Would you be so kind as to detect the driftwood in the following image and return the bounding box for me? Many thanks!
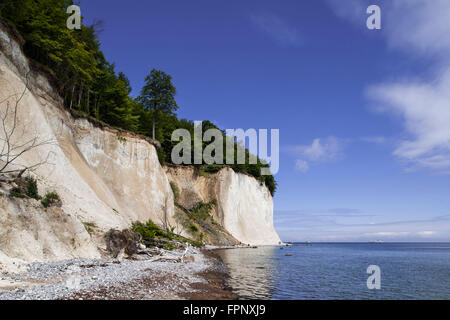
[148,255,182,263]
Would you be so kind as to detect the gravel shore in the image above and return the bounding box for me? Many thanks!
[0,247,236,300]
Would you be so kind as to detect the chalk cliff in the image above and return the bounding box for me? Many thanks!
[165,166,281,246]
[0,22,280,272]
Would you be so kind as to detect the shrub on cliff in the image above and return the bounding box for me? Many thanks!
[41,191,61,208]
[9,187,25,198]
[169,181,180,202]
[8,176,40,199]
[25,176,40,200]
[189,200,216,222]
[260,174,277,196]
[189,223,198,233]
[131,220,173,242]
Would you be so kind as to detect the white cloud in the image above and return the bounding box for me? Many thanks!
[364,232,411,237]
[295,159,309,173]
[251,14,302,48]
[294,136,342,162]
[316,138,341,160]
[417,231,437,237]
[290,137,343,173]
[368,68,450,172]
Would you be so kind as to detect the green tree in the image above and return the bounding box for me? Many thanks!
[0,0,99,108]
[118,72,132,94]
[139,69,178,139]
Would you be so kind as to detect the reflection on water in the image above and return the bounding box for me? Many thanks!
[215,246,278,299]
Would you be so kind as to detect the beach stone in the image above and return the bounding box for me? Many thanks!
[184,255,196,263]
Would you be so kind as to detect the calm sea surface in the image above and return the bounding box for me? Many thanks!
[215,243,450,300]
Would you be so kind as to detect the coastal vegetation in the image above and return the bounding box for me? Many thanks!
[7,175,62,208]
[25,176,39,200]
[131,220,203,249]
[0,0,276,195]
[172,195,237,245]
[82,221,98,235]
[41,191,61,208]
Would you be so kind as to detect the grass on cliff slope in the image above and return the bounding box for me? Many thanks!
[131,220,203,249]
[173,199,238,246]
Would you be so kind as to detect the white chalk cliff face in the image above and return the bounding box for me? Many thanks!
[0,23,280,271]
[165,166,281,245]
[218,170,280,245]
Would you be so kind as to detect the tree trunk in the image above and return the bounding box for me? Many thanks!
[152,112,156,140]
[69,86,75,109]
[78,86,83,108]
[96,94,102,119]
[86,90,90,114]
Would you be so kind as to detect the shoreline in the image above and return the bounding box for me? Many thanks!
[0,247,237,300]
[181,249,237,300]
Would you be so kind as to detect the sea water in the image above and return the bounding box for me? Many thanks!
[215,243,450,300]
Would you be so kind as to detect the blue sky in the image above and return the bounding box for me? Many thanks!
[81,0,450,242]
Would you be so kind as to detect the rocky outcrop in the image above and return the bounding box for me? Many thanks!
[165,166,281,245]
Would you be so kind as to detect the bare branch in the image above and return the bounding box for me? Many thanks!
[0,74,56,177]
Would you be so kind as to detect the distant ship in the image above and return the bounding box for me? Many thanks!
[369,240,384,243]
